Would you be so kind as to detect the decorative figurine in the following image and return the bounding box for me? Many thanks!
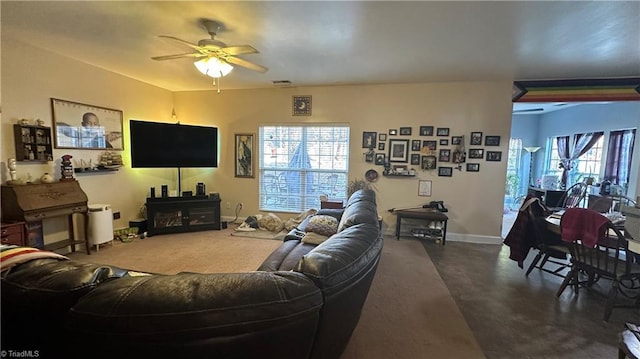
[8,158,17,181]
[60,154,75,181]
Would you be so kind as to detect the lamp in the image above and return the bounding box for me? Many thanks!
[523,146,541,187]
[194,57,233,78]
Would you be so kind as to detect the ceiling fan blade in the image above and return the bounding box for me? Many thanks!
[222,45,258,56]
[158,35,201,51]
[225,56,268,73]
[151,52,205,61]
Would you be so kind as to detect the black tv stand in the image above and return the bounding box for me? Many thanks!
[146,195,221,236]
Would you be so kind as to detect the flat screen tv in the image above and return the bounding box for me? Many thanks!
[130,120,218,168]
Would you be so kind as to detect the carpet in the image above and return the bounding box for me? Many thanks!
[67,229,484,358]
[230,229,287,240]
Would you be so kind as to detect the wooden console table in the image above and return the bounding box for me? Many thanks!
[1,181,90,254]
[395,208,448,245]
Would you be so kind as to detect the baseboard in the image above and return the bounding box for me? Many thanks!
[382,227,503,245]
[445,233,503,245]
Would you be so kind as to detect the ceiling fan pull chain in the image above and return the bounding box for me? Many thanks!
[212,77,221,94]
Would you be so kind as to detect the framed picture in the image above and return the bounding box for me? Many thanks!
[51,98,124,150]
[470,131,483,145]
[378,142,385,150]
[469,148,484,159]
[379,134,387,141]
[388,139,409,163]
[292,95,312,116]
[362,131,377,148]
[389,129,398,135]
[423,140,437,151]
[451,136,462,145]
[418,180,432,197]
[411,153,421,165]
[235,133,255,178]
[375,153,386,165]
[486,151,502,161]
[453,150,466,164]
[436,127,450,136]
[439,149,451,162]
[419,126,434,136]
[438,167,453,177]
[411,140,422,151]
[421,155,437,170]
[399,127,412,136]
[365,150,375,163]
[440,139,449,146]
[466,163,480,172]
[485,135,501,146]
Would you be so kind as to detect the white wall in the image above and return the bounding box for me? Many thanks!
[175,82,514,239]
[2,38,175,243]
[3,36,516,245]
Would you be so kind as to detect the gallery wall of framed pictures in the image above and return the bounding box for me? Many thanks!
[361,127,503,178]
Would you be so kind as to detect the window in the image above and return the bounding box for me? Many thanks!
[259,125,349,212]
[545,135,604,184]
[604,129,635,186]
[505,138,522,197]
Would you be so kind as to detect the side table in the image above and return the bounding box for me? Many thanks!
[395,208,448,245]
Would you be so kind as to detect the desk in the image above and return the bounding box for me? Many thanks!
[395,208,448,245]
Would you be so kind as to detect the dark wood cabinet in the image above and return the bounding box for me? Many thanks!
[13,124,53,162]
[146,196,221,236]
[1,221,26,246]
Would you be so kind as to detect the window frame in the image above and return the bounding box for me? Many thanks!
[258,124,350,213]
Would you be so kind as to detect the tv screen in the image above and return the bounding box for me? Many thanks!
[130,120,218,168]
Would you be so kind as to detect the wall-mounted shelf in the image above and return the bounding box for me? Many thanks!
[13,124,53,162]
[74,167,120,175]
[383,173,416,177]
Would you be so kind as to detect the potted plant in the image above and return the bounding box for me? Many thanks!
[347,178,373,197]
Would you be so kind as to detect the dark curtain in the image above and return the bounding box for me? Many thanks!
[556,132,604,188]
[604,129,636,184]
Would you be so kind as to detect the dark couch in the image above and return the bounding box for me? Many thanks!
[1,189,383,359]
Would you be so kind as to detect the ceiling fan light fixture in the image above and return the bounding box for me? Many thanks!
[194,57,233,78]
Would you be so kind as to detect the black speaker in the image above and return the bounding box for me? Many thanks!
[150,187,156,198]
[182,191,193,197]
[161,185,168,197]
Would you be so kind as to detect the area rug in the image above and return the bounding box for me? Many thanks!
[230,229,287,240]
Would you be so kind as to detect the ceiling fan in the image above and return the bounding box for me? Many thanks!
[152,20,268,77]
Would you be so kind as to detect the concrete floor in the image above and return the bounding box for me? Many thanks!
[422,239,640,359]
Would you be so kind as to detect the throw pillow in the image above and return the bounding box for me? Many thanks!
[301,232,330,245]
[305,215,339,237]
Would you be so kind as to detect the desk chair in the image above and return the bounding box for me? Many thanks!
[525,200,571,277]
[556,208,640,321]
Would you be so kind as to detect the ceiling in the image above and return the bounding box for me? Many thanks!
[2,1,639,97]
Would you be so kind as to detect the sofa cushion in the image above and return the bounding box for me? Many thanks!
[338,190,379,232]
[301,232,330,245]
[257,240,316,271]
[305,215,339,237]
[65,271,323,359]
[315,208,344,222]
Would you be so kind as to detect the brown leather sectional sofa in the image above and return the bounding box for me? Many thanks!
[1,189,383,359]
